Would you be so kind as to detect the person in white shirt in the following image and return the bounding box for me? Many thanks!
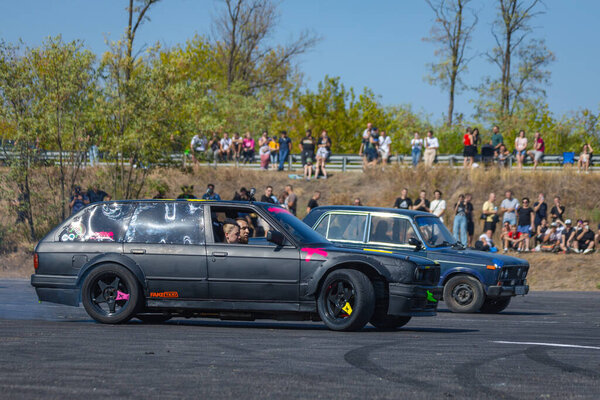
[190,134,207,165]
[477,230,496,252]
[410,132,423,167]
[378,130,392,167]
[219,132,233,161]
[429,189,446,223]
[424,130,439,167]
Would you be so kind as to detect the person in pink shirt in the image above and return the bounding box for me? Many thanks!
[242,132,255,163]
[527,131,545,170]
[514,130,528,169]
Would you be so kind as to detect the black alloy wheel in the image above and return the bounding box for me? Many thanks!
[317,269,375,331]
[442,275,485,313]
[82,264,141,324]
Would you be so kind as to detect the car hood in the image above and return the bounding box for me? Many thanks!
[427,247,529,267]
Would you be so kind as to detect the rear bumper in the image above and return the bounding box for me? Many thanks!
[387,283,442,317]
[31,274,79,307]
[486,284,529,297]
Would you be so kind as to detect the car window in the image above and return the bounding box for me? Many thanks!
[58,203,133,242]
[209,206,283,246]
[124,202,204,245]
[369,215,412,245]
[314,215,329,236]
[327,213,367,242]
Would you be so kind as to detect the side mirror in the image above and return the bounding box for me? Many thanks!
[266,230,286,246]
[408,237,423,251]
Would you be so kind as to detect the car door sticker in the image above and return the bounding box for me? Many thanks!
[267,207,291,215]
[300,248,328,262]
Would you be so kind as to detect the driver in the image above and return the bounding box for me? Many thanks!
[223,219,241,244]
[236,217,250,244]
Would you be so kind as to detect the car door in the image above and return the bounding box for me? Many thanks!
[122,201,208,300]
[205,205,300,303]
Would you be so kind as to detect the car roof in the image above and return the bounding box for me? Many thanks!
[308,205,432,217]
[93,199,277,208]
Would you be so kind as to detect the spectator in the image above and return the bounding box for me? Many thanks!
[480,141,495,166]
[278,130,292,171]
[190,133,208,165]
[208,132,221,162]
[499,221,511,246]
[476,230,497,252]
[242,132,255,163]
[423,130,439,167]
[410,132,423,168]
[516,197,535,251]
[504,224,525,252]
[260,186,275,203]
[87,183,109,204]
[514,130,528,169]
[595,223,600,251]
[394,188,412,210]
[304,156,314,180]
[541,222,561,252]
[362,127,379,167]
[534,218,549,248]
[299,129,316,169]
[232,132,243,161]
[453,194,468,246]
[533,193,547,229]
[491,125,503,154]
[353,198,363,206]
[177,185,196,199]
[232,187,256,201]
[572,220,595,254]
[268,136,279,169]
[284,185,297,215]
[550,196,565,222]
[202,183,221,200]
[378,130,392,168]
[482,192,499,233]
[258,131,269,148]
[430,190,446,222]
[219,132,233,161]
[465,193,475,246]
[316,130,332,179]
[259,140,271,170]
[496,143,510,167]
[500,190,519,226]
[578,143,593,172]
[472,128,481,157]
[463,127,475,168]
[558,219,575,252]
[69,185,90,215]
[527,131,545,170]
[307,191,321,214]
[412,190,430,212]
[359,122,373,167]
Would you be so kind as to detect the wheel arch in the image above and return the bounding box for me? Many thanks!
[76,253,147,291]
[310,261,388,299]
[441,268,485,287]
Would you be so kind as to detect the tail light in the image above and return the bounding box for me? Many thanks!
[33,253,39,271]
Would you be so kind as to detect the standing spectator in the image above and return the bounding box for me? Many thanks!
[578,143,594,172]
[242,132,255,163]
[278,130,292,171]
[260,186,275,203]
[202,183,221,200]
[410,132,423,167]
[393,188,412,210]
[550,196,565,222]
[307,191,321,214]
[299,129,316,169]
[430,190,446,222]
[423,130,439,167]
[232,132,243,161]
[463,127,475,168]
[362,127,379,167]
[500,190,519,226]
[465,193,475,246]
[219,132,233,161]
[258,131,269,148]
[353,198,363,206]
[514,130,528,169]
[208,132,220,162]
[359,123,373,168]
[268,136,279,169]
[472,128,481,158]
[496,143,510,167]
[482,192,499,233]
[87,183,109,204]
[378,130,392,168]
[572,221,595,254]
[315,130,332,179]
[259,139,271,170]
[527,131,545,170]
[190,133,208,165]
[453,194,468,246]
[69,186,90,215]
[533,193,547,229]
[491,125,503,154]
[412,190,430,212]
[284,185,297,216]
[516,197,535,251]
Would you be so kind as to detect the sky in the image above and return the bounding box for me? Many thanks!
[1,0,599,123]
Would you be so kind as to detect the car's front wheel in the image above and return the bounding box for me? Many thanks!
[443,275,485,313]
[480,297,511,313]
[317,269,375,331]
[82,264,141,324]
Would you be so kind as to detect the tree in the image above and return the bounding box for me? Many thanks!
[424,0,477,126]
[125,0,161,81]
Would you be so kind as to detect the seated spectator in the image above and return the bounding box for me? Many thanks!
[207,132,220,162]
[596,223,600,251]
[541,222,562,252]
[223,219,241,244]
[572,220,596,254]
[496,144,510,167]
[232,132,243,161]
[534,219,548,248]
[558,219,576,252]
[475,230,497,252]
[242,132,255,163]
[504,224,525,252]
[304,157,314,180]
[259,141,271,170]
[527,132,545,170]
[190,133,208,165]
[499,221,511,245]
[514,130,528,169]
[219,132,233,161]
[578,143,593,172]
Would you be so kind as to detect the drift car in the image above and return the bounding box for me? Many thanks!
[31,200,442,331]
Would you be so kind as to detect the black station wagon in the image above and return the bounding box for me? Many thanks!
[31,200,443,331]
[304,206,530,314]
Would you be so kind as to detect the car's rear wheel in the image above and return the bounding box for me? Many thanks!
[136,313,172,324]
[317,269,375,331]
[443,275,485,313]
[370,315,411,330]
[82,264,141,324]
[480,297,511,313]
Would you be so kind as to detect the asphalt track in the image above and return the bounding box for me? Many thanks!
[1,279,599,400]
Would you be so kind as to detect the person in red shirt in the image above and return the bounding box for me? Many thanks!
[503,224,525,252]
[463,127,475,168]
[527,131,545,170]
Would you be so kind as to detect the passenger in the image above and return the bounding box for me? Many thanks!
[223,219,241,244]
[372,220,390,242]
[236,217,250,244]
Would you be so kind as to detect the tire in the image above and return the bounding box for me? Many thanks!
[136,314,172,324]
[317,269,375,331]
[480,297,511,313]
[370,315,411,330]
[81,264,141,324]
[443,275,485,313]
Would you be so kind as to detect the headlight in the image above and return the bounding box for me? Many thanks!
[414,268,423,282]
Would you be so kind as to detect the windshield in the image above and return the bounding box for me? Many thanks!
[414,216,458,248]
[263,205,329,245]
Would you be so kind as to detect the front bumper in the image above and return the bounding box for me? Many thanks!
[486,284,529,297]
[387,283,442,317]
[31,274,79,306]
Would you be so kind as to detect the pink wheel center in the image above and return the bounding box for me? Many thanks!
[116,291,130,301]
